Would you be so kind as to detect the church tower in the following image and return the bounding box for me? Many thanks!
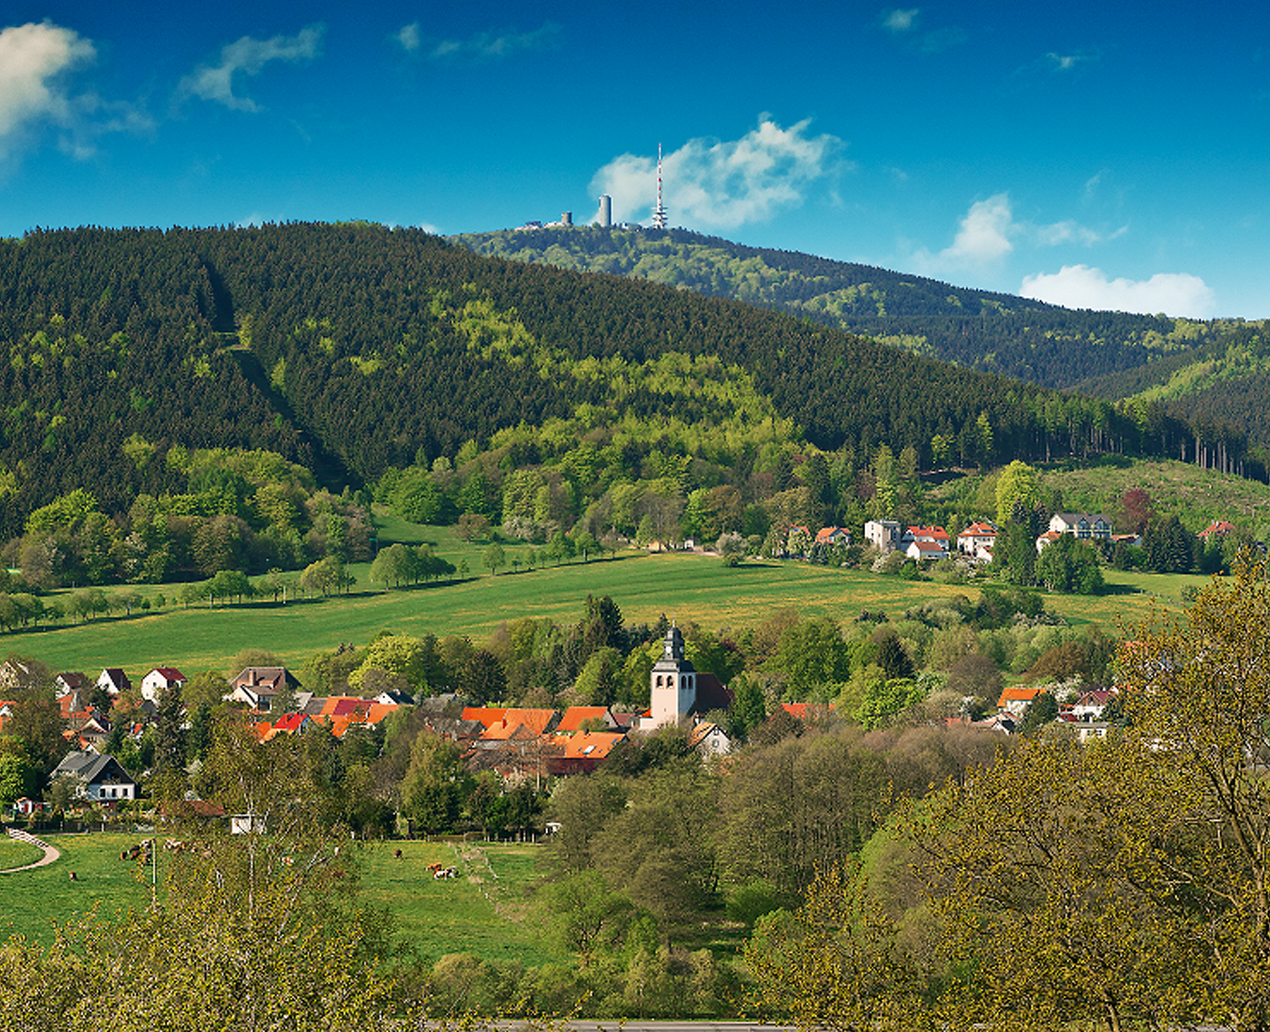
[650,624,696,728]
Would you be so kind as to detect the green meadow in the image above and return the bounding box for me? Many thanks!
[0,832,558,964]
[5,546,1203,676]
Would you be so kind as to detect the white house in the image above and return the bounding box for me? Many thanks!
[907,539,950,562]
[141,667,187,703]
[957,521,997,562]
[96,668,132,696]
[52,751,137,803]
[1049,513,1112,541]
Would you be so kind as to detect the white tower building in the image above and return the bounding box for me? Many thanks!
[597,194,612,228]
[649,624,695,728]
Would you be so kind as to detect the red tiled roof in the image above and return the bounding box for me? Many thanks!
[478,708,557,740]
[998,686,1046,706]
[556,706,613,732]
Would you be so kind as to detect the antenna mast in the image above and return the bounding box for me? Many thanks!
[651,142,668,229]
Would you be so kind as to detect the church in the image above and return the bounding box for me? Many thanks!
[641,624,733,731]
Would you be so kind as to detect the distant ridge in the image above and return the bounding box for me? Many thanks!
[454,225,1254,391]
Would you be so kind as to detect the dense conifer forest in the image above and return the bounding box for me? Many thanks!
[455,225,1261,386]
[0,223,1253,590]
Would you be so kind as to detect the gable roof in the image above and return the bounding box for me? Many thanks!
[231,666,297,691]
[958,521,997,538]
[53,750,136,787]
[556,706,616,732]
[998,686,1047,707]
[475,708,558,740]
[98,668,132,691]
[692,672,733,714]
[549,730,625,760]
[907,525,950,541]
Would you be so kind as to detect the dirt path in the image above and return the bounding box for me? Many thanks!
[0,827,60,873]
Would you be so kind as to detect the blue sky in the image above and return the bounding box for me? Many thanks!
[3,0,1268,318]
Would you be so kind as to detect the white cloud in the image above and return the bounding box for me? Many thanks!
[0,21,94,155]
[1047,51,1097,72]
[944,193,1014,260]
[1036,219,1103,246]
[0,21,151,163]
[590,117,845,229]
[425,23,561,61]
[1020,265,1216,317]
[883,8,919,33]
[917,192,1116,274]
[178,25,324,112]
[394,23,421,53]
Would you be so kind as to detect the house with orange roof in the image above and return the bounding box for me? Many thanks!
[687,721,732,758]
[468,722,563,786]
[780,701,833,722]
[461,706,508,728]
[316,697,398,737]
[904,525,951,561]
[998,686,1048,716]
[466,707,559,740]
[907,539,949,562]
[1198,519,1237,541]
[956,521,997,562]
[556,706,620,733]
[546,730,626,774]
[1035,529,1063,554]
[815,526,851,547]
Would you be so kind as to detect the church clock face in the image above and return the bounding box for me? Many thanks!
[664,638,675,659]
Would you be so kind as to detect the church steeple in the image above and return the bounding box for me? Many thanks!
[662,624,685,662]
[650,622,695,728]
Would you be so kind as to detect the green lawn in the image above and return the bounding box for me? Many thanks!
[0,832,45,871]
[4,549,1191,675]
[359,839,559,966]
[0,832,158,942]
[0,831,559,967]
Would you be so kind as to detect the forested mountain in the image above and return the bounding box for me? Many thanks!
[0,223,1246,569]
[455,226,1258,390]
[1076,321,1270,449]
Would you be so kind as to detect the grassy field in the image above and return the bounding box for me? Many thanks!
[0,833,45,871]
[4,549,1201,676]
[0,830,559,965]
[359,839,559,965]
[0,832,158,941]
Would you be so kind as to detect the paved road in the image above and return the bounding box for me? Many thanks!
[0,827,60,873]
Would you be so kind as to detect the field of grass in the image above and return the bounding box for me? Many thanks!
[3,548,1192,676]
[0,832,158,942]
[0,833,45,871]
[359,839,559,965]
[0,830,559,966]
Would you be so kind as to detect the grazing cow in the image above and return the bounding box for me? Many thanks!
[394,849,403,859]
